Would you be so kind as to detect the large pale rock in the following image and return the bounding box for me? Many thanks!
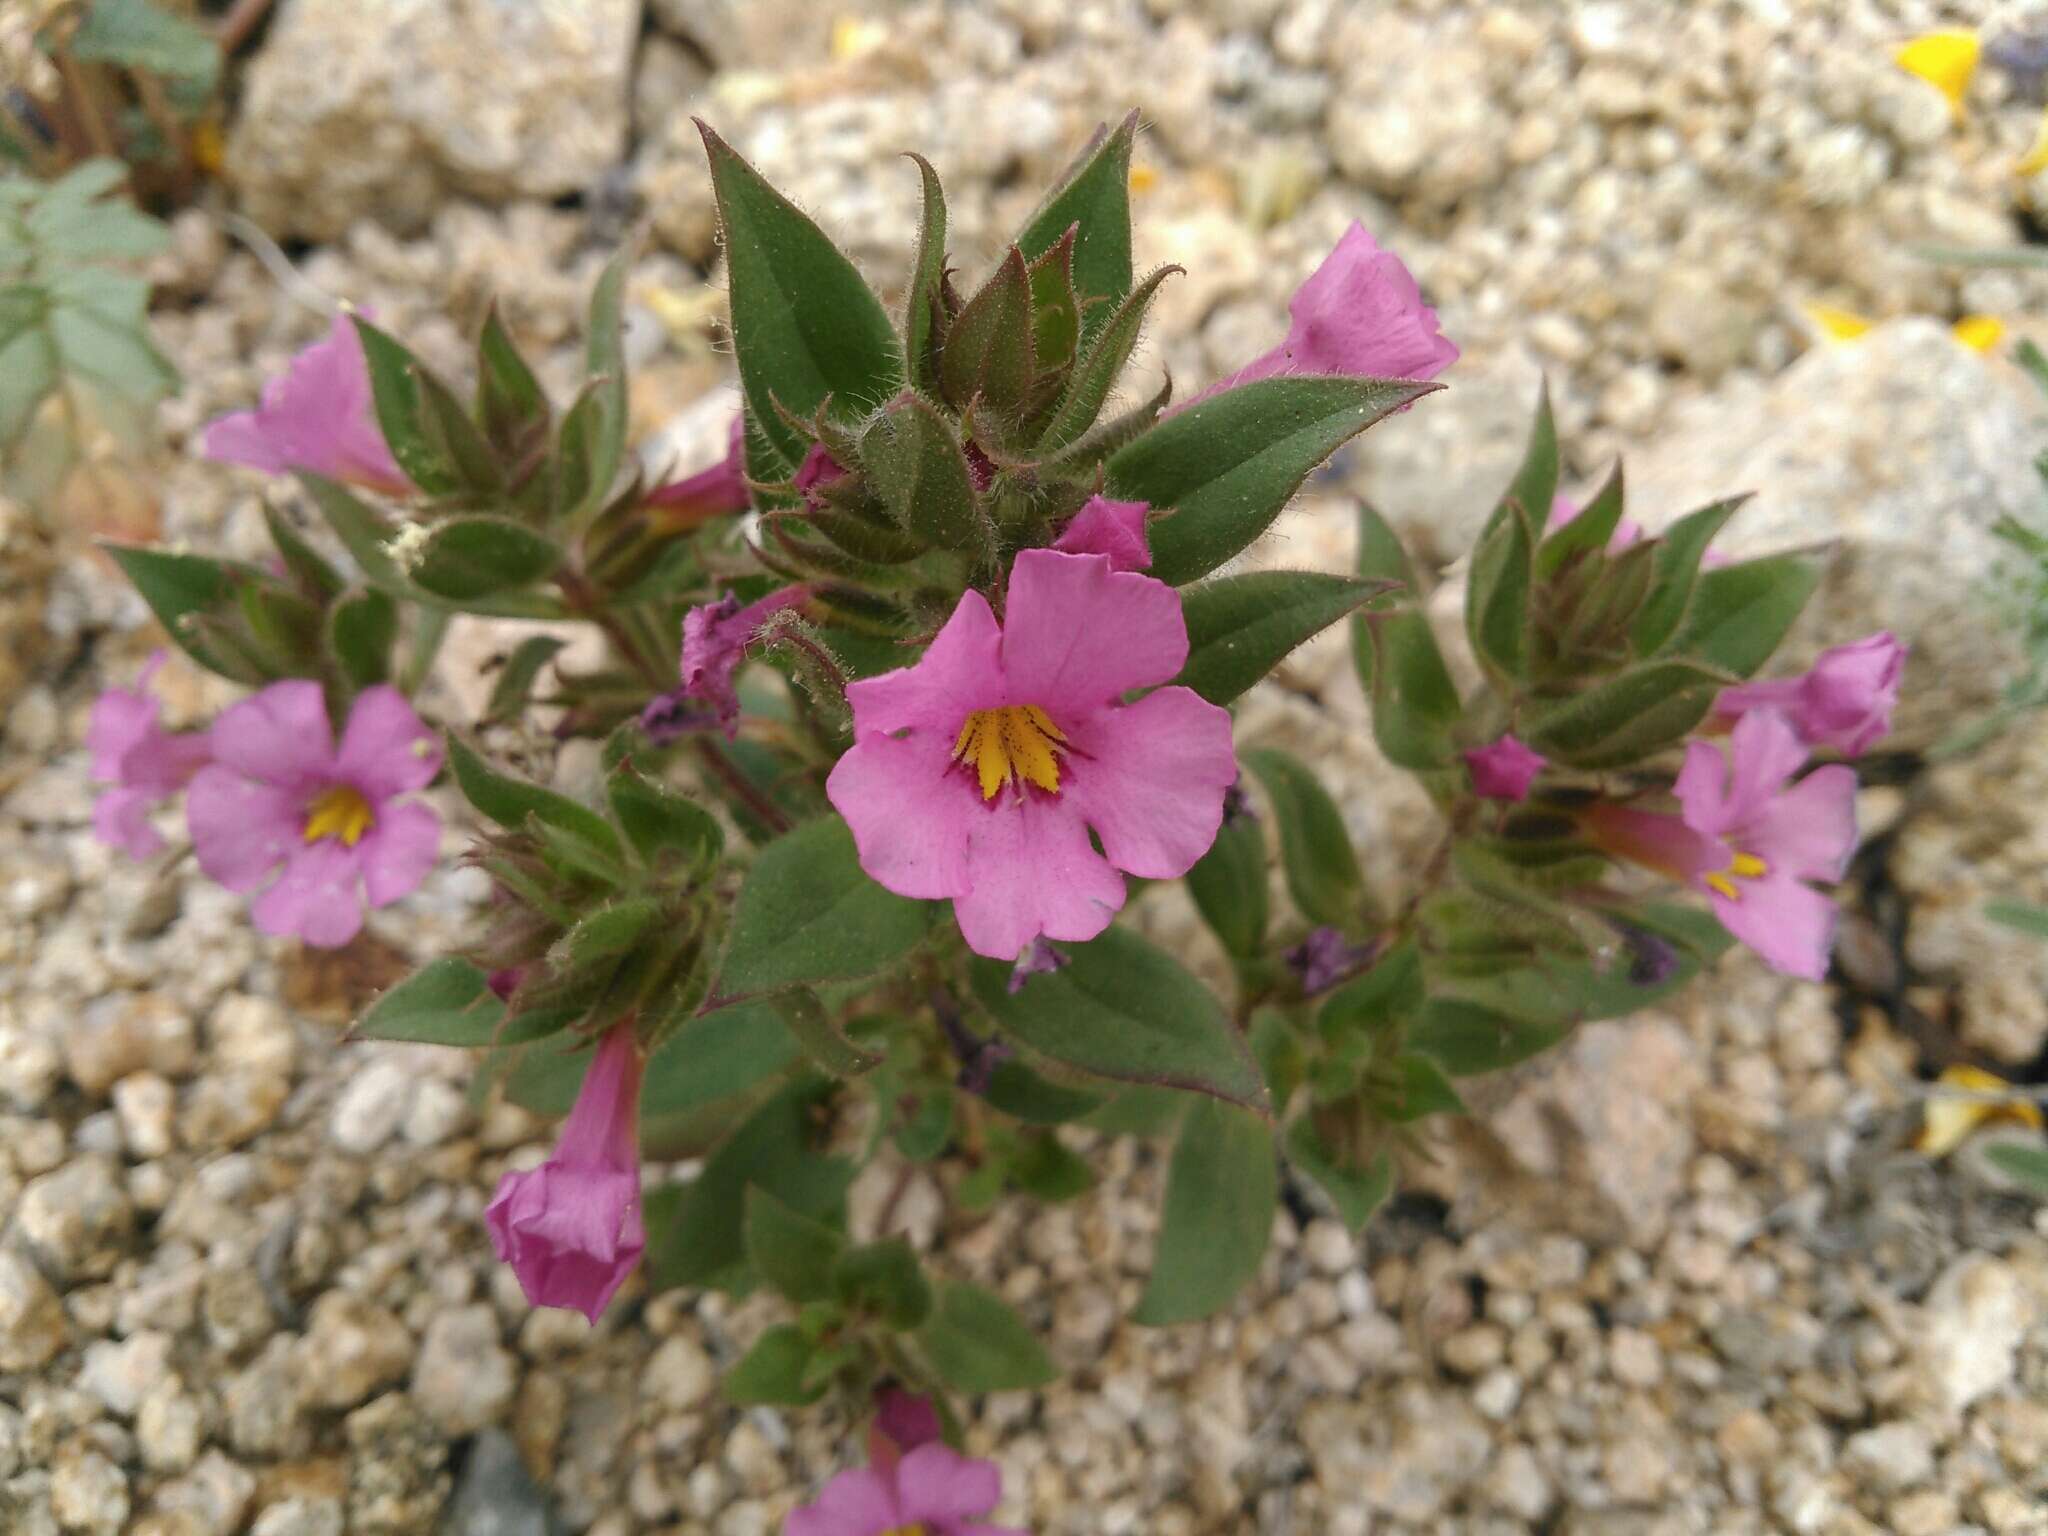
[1626,320,2046,745]
[225,0,641,241]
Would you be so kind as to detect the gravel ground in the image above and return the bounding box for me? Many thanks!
[6,2,2048,1533]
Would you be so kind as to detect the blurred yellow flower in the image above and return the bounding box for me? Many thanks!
[1916,1063,2044,1157]
[1895,30,1980,112]
[2020,111,2048,177]
[830,15,886,60]
[1804,304,1873,342]
[1952,315,2004,353]
[1128,163,1160,195]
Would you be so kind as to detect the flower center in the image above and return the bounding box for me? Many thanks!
[952,705,1067,801]
[302,784,374,847]
[1703,850,1768,902]
[879,1527,929,1536]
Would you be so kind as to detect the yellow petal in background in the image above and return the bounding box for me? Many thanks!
[1916,1064,2045,1157]
[1894,29,1981,112]
[2021,110,2048,177]
[1128,163,1160,195]
[1805,303,1873,343]
[1952,315,2004,353]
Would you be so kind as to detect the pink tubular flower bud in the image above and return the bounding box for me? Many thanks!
[1715,632,1905,757]
[1463,734,1547,802]
[646,414,753,527]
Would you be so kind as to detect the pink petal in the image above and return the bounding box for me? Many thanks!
[951,794,1127,961]
[998,550,1188,710]
[93,787,165,861]
[1463,734,1548,802]
[1581,803,1723,886]
[1280,221,1460,381]
[203,314,409,494]
[827,733,976,902]
[1062,687,1237,879]
[1747,763,1859,885]
[335,685,441,800]
[896,1444,1004,1524]
[486,1159,644,1321]
[357,800,441,907]
[202,409,292,477]
[872,1390,944,1457]
[86,655,167,778]
[208,680,335,788]
[1709,874,1839,983]
[1052,495,1152,572]
[1716,709,1809,830]
[784,1467,902,1536]
[250,839,365,947]
[844,587,1006,737]
[186,764,306,893]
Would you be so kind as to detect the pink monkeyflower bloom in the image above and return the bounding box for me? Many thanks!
[647,414,752,528]
[1582,710,1858,982]
[1463,734,1548,801]
[203,312,410,495]
[826,549,1238,961]
[1052,494,1151,572]
[787,1440,1024,1536]
[642,585,815,741]
[88,650,212,860]
[1546,493,1645,553]
[1715,632,1905,758]
[1184,221,1457,410]
[486,1020,646,1323]
[186,681,443,948]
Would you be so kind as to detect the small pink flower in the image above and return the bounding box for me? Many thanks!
[647,414,752,527]
[1716,632,1905,757]
[486,1020,645,1322]
[1463,734,1548,801]
[643,585,815,741]
[186,682,443,948]
[826,549,1238,961]
[1545,493,1645,553]
[787,1441,1024,1536]
[1052,495,1151,572]
[1185,221,1457,409]
[203,313,410,495]
[87,650,212,860]
[1582,710,1858,981]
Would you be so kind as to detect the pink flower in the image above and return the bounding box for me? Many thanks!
[646,414,752,527]
[1582,710,1858,981]
[826,549,1238,961]
[186,682,443,947]
[642,585,815,741]
[203,313,410,495]
[486,1020,646,1322]
[1463,734,1547,801]
[1715,632,1905,757]
[1186,221,1457,409]
[87,650,211,860]
[794,442,847,503]
[787,1442,1024,1536]
[1545,493,1645,553]
[1052,494,1151,572]
[869,1390,944,1466]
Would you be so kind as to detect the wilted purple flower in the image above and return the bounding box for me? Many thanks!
[642,585,815,741]
[486,1020,646,1323]
[1285,926,1374,995]
[203,312,410,495]
[88,650,211,860]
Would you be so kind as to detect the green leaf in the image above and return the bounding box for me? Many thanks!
[262,504,344,600]
[1036,263,1180,452]
[1661,553,1822,679]
[1110,374,1439,585]
[1521,659,1729,768]
[1350,505,1462,769]
[99,544,258,681]
[981,1058,1105,1125]
[1465,495,1537,684]
[68,0,221,84]
[1985,1141,2048,1194]
[1242,748,1361,929]
[773,988,884,1077]
[1175,570,1393,705]
[483,636,566,724]
[550,897,661,974]
[940,245,1034,419]
[1184,812,1269,960]
[650,1077,855,1292]
[1016,111,1137,344]
[857,394,988,554]
[444,734,625,858]
[743,1187,846,1304]
[408,516,560,601]
[902,154,949,395]
[832,1239,932,1329]
[1133,1098,1277,1325]
[1285,1123,1392,1232]
[698,121,901,472]
[1536,459,1624,578]
[1408,997,1568,1077]
[1318,941,1425,1048]
[723,1324,825,1405]
[350,316,452,495]
[476,303,551,455]
[1498,381,1559,539]
[605,764,724,869]
[1987,900,2048,940]
[354,959,557,1047]
[573,249,632,523]
[0,321,58,446]
[1629,496,1746,655]
[1007,1132,1095,1203]
[972,926,1266,1108]
[515,1001,799,1119]
[714,817,933,1000]
[327,586,397,689]
[1385,1053,1467,1122]
[913,1281,1056,1393]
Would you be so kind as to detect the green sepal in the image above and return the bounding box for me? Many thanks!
[902,153,949,395]
[475,301,551,459]
[940,245,1035,422]
[1015,110,1137,344]
[857,393,990,555]
[605,762,724,871]
[444,733,625,858]
[1465,494,1537,686]
[1520,658,1730,768]
[483,636,566,724]
[326,585,398,690]
[1628,495,1747,655]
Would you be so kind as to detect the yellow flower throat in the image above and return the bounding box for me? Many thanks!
[302,784,374,847]
[1703,851,1767,902]
[952,705,1067,801]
